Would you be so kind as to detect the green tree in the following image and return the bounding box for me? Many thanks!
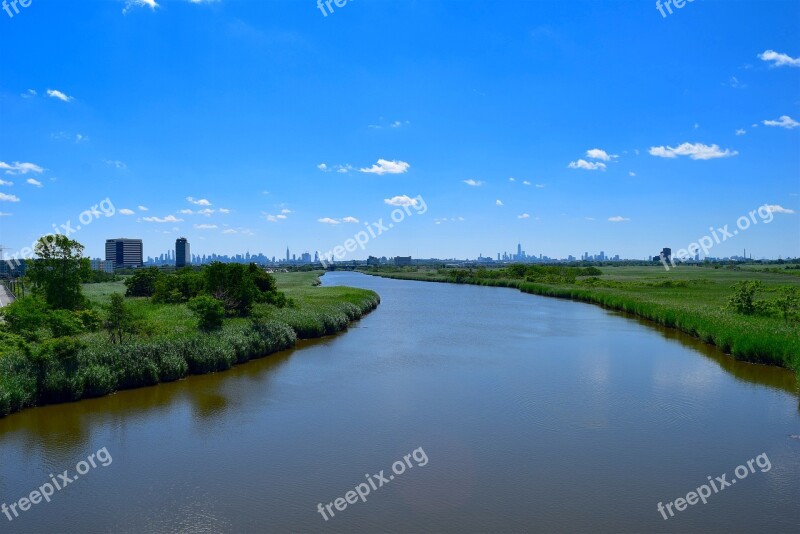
[104,293,135,344]
[26,235,87,310]
[727,280,762,315]
[772,286,799,322]
[124,267,164,297]
[0,297,50,341]
[204,262,258,316]
[188,296,225,332]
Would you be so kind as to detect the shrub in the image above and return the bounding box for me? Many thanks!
[47,309,85,338]
[188,296,225,332]
[125,267,163,297]
[726,280,762,315]
[1,297,50,341]
[105,293,136,343]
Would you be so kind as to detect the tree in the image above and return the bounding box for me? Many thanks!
[0,297,50,341]
[204,262,258,316]
[772,286,799,322]
[26,235,87,310]
[726,280,762,315]
[104,293,134,344]
[124,267,164,297]
[188,296,225,332]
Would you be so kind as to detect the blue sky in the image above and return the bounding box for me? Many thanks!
[1,0,798,262]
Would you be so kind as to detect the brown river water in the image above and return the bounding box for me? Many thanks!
[1,272,798,533]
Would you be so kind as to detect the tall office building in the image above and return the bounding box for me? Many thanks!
[176,237,190,268]
[105,238,144,269]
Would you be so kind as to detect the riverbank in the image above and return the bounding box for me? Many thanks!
[0,272,379,418]
[358,266,800,380]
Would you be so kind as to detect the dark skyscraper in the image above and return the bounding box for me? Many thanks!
[105,238,143,269]
[176,237,190,268]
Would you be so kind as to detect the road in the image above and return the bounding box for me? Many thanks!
[0,284,15,307]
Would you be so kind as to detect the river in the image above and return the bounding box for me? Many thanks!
[1,272,798,533]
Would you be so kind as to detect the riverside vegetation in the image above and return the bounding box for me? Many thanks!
[360,264,800,380]
[0,236,379,417]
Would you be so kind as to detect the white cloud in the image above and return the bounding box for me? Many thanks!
[142,215,183,223]
[0,193,20,202]
[629,171,636,177]
[178,209,194,215]
[336,164,353,174]
[317,163,329,171]
[496,199,503,206]
[0,161,44,175]
[608,216,630,222]
[359,159,410,175]
[119,209,135,215]
[26,178,43,187]
[264,211,289,222]
[187,196,212,206]
[648,142,738,160]
[104,160,127,169]
[0,212,11,217]
[218,208,231,214]
[123,0,158,15]
[522,180,531,186]
[568,159,606,171]
[21,89,36,99]
[535,184,545,188]
[735,129,746,136]
[341,216,359,223]
[318,217,340,225]
[197,208,215,216]
[384,195,421,208]
[463,179,484,186]
[586,148,618,161]
[138,205,149,211]
[762,115,799,129]
[0,179,12,186]
[517,213,530,219]
[46,89,73,102]
[764,204,796,214]
[726,76,746,89]
[758,50,800,68]
[585,217,596,221]
[194,224,218,230]
[508,177,516,182]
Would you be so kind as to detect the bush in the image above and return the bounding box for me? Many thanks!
[47,309,85,338]
[1,297,50,341]
[188,296,225,332]
[125,267,164,297]
[105,293,136,343]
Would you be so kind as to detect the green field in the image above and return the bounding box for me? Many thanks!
[360,265,800,379]
[0,272,379,417]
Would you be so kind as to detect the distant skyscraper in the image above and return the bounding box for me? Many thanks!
[176,237,190,268]
[105,238,143,269]
[517,243,522,259]
[286,247,290,262]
